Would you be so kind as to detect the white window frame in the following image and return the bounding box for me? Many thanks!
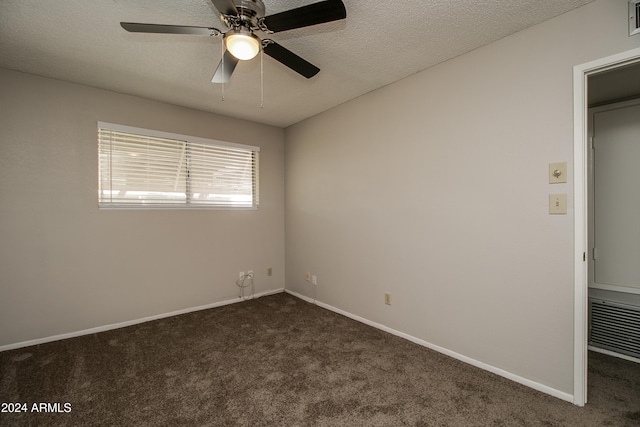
[98,122,259,210]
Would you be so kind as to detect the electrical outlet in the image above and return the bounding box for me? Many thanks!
[306,272,311,282]
[247,270,253,278]
[239,271,244,279]
[312,275,317,285]
[384,293,391,305]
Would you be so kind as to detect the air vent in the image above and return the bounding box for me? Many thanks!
[631,0,640,36]
[589,298,640,360]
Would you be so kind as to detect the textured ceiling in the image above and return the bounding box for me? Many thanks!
[0,0,594,128]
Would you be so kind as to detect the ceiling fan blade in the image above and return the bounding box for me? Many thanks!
[211,50,240,83]
[120,22,219,36]
[210,0,238,16]
[262,0,346,33]
[263,41,320,79]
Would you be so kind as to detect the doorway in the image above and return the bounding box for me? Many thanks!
[573,48,640,406]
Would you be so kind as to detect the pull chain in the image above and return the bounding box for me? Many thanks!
[218,37,266,107]
[260,47,264,109]
[221,37,225,101]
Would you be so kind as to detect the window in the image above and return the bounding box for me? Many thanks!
[98,122,259,209]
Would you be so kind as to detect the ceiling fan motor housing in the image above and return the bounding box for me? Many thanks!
[221,0,266,29]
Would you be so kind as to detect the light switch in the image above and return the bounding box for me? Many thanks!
[549,193,567,215]
[549,162,567,184]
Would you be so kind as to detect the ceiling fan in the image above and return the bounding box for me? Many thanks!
[120,0,347,83]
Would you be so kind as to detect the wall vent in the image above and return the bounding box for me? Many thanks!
[589,298,640,359]
[631,0,640,36]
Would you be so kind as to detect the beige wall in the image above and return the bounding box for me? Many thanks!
[0,68,285,347]
[285,0,640,397]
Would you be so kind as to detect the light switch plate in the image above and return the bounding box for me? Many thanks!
[549,193,567,215]
[549,162,567,184]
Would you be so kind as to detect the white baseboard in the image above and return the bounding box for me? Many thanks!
[0,288,285,352]
[285,289,574,404]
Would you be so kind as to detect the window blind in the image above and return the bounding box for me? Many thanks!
[98,123,259,209]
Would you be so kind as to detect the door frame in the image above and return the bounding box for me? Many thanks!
[573,46,640,407]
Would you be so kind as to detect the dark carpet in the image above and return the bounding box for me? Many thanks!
[1,292,639,426]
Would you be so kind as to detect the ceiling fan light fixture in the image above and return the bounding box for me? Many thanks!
[225,29,260,60]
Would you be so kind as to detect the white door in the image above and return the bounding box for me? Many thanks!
[590,99,640,293]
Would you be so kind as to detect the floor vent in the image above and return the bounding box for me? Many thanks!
[631,0,640,36]
[589,298,640,359]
